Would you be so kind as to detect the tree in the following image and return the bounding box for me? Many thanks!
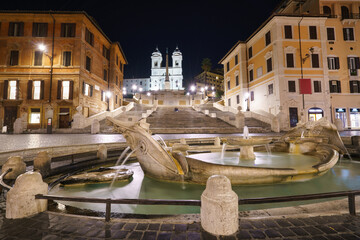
[201,58,212,72]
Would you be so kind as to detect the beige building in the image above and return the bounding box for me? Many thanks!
[0,11,127,132]
[220,0,360,130]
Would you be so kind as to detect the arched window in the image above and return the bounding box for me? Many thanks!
[323,6,331,15]
[341,6,350,19]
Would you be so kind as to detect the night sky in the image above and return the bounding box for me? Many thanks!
[2,0,282,85]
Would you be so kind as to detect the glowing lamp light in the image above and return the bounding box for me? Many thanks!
[190,85,196,92]
[147,92,151,96]
[205,86,208,90]
[211,86,215,90]
[106,91,112,98]
[38,44,46,51]
[244,92,250,99]
[186,92,190,95]
[123,87,126,91]
[132,85,137,90]
[139,87,143,92]
[200,87,205,92]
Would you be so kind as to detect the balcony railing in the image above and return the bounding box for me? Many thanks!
[341,13,360,20]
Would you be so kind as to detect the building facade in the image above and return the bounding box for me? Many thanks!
[194,69,224,92]
[150,47,184,91]
[0,11,127,132]
[220,0,360,130]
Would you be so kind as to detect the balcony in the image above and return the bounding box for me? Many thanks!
[341,13,360,21]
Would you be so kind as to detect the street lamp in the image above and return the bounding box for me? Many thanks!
[244,92,250,111]
[139,87,143,99]
[190,85,196,100]
[106,91,112,111]
[38,43,54,103]
[200,87,205,99]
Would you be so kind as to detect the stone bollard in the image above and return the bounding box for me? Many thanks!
[214,137,221,147]
[6,171,48,219]
[2,156,26,180]
[210,113,217,118]
[91,119,100,134]
[34,151,51,177]
[13,118,24,134]
[97,144,107,161]
[201,175,238,236]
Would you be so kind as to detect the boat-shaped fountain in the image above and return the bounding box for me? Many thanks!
[105,117,345,185]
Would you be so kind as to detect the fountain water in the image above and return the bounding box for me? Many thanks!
[110,147,139,188]
[115,146,131,166]
[220,143,227,160]
[243,126,249,139]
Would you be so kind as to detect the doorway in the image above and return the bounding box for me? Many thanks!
[308,108,324,122]
[59,108,70,128]
[4,106,18,133]
[289,107,298,128]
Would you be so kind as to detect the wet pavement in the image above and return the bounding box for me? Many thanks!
[0,130,359,153]
[0,197,360,240]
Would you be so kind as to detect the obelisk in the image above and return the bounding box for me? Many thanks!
[164,48,170,90]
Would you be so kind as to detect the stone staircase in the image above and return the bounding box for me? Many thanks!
[146,107,240,133]
[198,103,271,133]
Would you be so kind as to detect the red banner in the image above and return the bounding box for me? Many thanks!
[299,78,312,94]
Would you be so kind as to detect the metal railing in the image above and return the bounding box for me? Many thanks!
[36,190,360,222]
[341,13,360,20]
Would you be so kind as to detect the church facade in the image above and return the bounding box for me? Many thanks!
[124,47,184,93]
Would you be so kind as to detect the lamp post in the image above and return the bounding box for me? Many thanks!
[244,92,250,111]
[38,43,54,103]
[200,87,205,99]
[190,85,196,100]
[204,86,208,98]
[139,87,143,100]
[106,91,112,111]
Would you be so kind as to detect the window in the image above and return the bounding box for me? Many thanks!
[33,81,42,100]
[227,81,230,90]
[256,67,263,78]
[103,69,108,81]
[327,28,335,41]
[8,22,24,36]
[235,75,239,86]
[57,80,73,100]
[341,6,350,19]
[103,45,110,60]
[343,28,354,41]
[116,76,118,86]
[85,28,94,46]
[61,23,76,37]
[250,91,254,101]
[265,31,271,46]
[309,26,317,39]
[323,6,332,15]
[314,81,322,93]
[236,95,240,104]
[34,51,43,66]
[226,62,230,72]
[249,69,254,81]
[235,55,238,65]
[9,80,17,100]
[83,82,93,97]
[63,51,71,66]
[284,25,292,39]
[327,57,340,70]
[268,84,273,95]
[32,23,48,37]
[350,81,360,93]
[311,54,320,68]
[228,98,231,107]
[288,81,296,92]
[29,108,41,124]
[348,57,360,76]
[10,50,19,66]
[101,90,106,101]
[267,58,272,72]
[115,95,118,104]
[27,80,44,100]
[286,53,294,68]
[329,80,341,93]
[248,47,253,58]
[86,56,91,72]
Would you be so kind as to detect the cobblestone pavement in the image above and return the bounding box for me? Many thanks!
[0,209,360,240]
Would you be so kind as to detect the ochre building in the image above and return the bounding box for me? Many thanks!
[0,11,127,132]
[220,0,360,130]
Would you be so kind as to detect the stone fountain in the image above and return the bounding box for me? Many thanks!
[106,117,344,185]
